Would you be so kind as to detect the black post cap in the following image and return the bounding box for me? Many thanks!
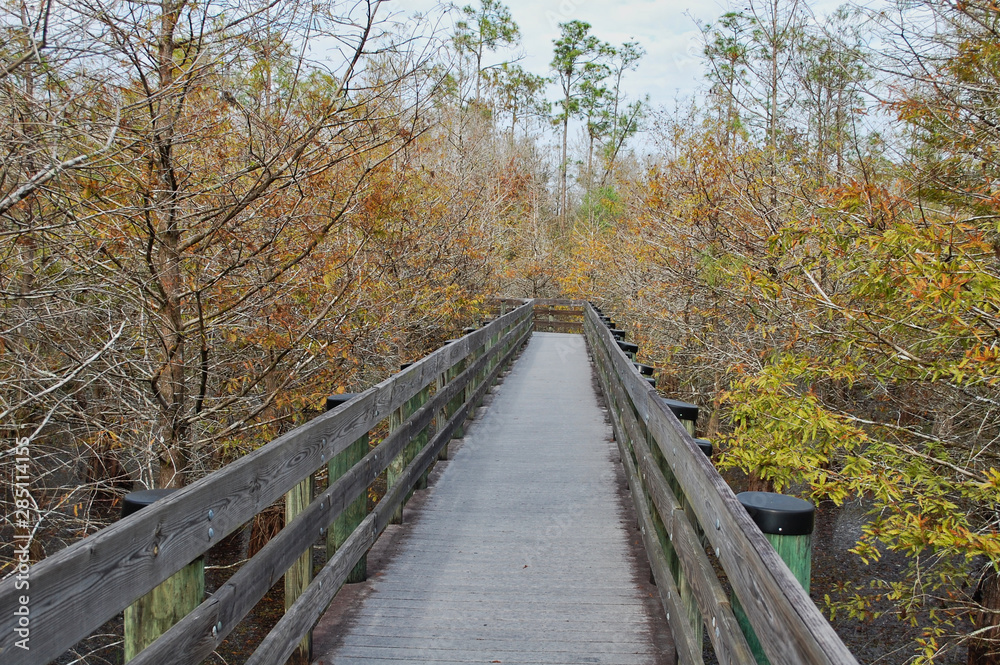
[399,362,413,371]
[695,438,713,458]
[645,376,656,387]
[462,327,477,335]
[610,329,626,340]
[634,363,655,376]
[737,491,815,536]
[122,488,177,518]
[617,340,639,355]
[662,398,698,423]
[441,339,460,348]
[326,393,359,411]
[605,319,616,328]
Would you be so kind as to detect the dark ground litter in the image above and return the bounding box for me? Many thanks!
[695,480,970,665]
[811,499,969,665]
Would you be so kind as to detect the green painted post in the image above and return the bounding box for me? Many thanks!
[412,384,431,490]
[658,397,703,660]
[445,360,465,442]
[617,340,638,362]
[326,394,367,583]
[732,492,815,665]
[122,490,204,662]
[387,392,405,525]
[285,474,314,663]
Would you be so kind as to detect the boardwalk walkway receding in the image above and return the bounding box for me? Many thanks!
[315,332,672,665]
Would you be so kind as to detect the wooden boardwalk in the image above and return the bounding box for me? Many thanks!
[314,332,673,665]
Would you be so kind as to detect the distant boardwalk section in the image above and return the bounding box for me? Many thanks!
[317,332,671,665]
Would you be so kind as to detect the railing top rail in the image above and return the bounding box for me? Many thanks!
[0,302,533,665]
[582,303,857,665]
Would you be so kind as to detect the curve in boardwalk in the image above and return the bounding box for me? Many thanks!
[316,332,672,665]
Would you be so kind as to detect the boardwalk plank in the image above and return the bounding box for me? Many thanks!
[317,333,671,665]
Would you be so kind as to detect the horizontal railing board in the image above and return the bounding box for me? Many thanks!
[531,298,587,306]
[534,308,584,316]
[128,315,533,665]
[246,322,532,665]
[587,331,701,664]
[534,317,584,325]
[534,322,583,332]
[0,304,532,665]
[598,336,754,665]
[642,400,856,665]
[582,305,857,665]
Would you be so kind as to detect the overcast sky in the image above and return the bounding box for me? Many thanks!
[384,0,857,111]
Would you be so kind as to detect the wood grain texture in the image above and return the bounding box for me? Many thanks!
[535,320,584,333]
[530,298,587,306]
[329,434,369,583]
[123,558,204,662]
[0,305,532,665]
[590,332,697,664]
[122,317,533,665]
[317,332,670,665]
[534,308,585,317]
[246,324,533,665]
[582,306,858,665]
[284,476,314,662]
[589,325,697,664]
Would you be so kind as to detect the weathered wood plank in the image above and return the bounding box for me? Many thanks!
[597,342,700,665]
[531,298,587,306]
[124,317,533,665]
[284,476,314,663]
[533,307,585,317]
[582,305,858,665]
[317,331,666,665]
[628,422,756,664]
[642,402,855,665]
[0,305,532,665]
[329,433,368,583]
[123,558,204,662]
[589,325,706,665]
[246,323,533,665]
[534,320,584,330]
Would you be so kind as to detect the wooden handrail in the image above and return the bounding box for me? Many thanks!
[531,299,585,333]
[0,303,533,665]
[582,303,858,665]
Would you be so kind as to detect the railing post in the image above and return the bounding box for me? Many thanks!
[617,340,638,362]
[659,397,704,663]
[122,490,205,663]
[284,475,313,663]
[733,492,815,665]
[326,394,368,583]
[386,391,404,524]
[388,363,427,524]
[664,398,698,437]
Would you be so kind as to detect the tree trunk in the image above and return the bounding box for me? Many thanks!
[561,105,569,230]
[153,0,188,489]
[970,564,1000,665]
